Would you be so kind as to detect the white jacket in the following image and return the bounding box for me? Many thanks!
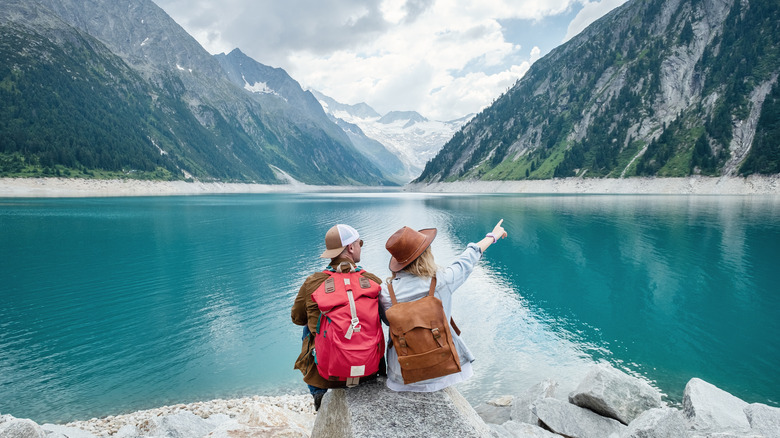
[379,243,482,391]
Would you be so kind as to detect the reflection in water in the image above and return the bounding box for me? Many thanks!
[424,194,780,406]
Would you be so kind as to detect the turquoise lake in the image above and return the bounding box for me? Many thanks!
[1,192,778,423]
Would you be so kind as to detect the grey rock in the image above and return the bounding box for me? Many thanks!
[621,407,690,438]
[533,397,626,438]
[115,424,143,438]
[0,418,46,438]
[490,420,560,438]
[511,379,558,425]
[41,423,98,438]
[569,363,663,425]
[476,396,514,425]
[476,403,512,425]
[744,403,780,438]
[488,396,515,407]
[683,378,751,433]
[690,433,765,438]
[311,377,494,437]
[208,405,312,438]
[144,411,215,438]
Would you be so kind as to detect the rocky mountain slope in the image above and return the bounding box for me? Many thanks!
[415,0,779,183]
[313,90,471,182]
[0,0,393,185]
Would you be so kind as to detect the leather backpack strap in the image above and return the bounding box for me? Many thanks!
[450,317,461,336]
[425,275,460,336]
[387,278,399,305]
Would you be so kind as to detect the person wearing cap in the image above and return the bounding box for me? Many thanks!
[291,224,383,410]
[379,219,507,392]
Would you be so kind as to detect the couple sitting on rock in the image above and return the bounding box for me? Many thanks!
[291,220,507,410]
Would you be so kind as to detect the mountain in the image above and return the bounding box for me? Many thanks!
[0,0,394,185]
[329,117,408,184]
[415,0,780,183]
[312,90,472,181]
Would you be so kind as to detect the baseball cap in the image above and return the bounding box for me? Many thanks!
[320,224,360,258]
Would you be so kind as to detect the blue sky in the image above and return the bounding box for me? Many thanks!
[154,0,627,120]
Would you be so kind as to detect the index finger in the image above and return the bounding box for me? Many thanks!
[496,219,503,227]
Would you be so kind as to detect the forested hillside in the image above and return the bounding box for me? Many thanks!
[0,0,393,185]
[415,0,780,183]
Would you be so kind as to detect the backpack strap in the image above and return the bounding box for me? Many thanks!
[450,317,461,336]
[427,275,437,296]
[387,277,398,305]
[388,274,436,305]
[344,277,361,340]
[424,275,460,335]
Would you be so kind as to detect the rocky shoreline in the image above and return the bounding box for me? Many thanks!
[405,174,780,195]
[0,175,778,197]
[0,394,316,438]
[3,365,778,437]
[0,177,352,198]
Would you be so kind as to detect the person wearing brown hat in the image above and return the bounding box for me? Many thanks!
[291,224,384,410]
[379,219,507,392]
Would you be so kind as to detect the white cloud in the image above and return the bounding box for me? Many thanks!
[155,0,625,121]
[563,0,629,42]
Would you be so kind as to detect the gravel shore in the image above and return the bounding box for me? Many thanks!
[0,177,350,197]
[61,394,315,437]
[405,175,780,195]
[1,175,778,197]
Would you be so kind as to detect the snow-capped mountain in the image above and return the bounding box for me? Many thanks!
[312,90,472,182]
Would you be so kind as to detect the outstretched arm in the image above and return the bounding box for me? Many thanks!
[476,219,508,252]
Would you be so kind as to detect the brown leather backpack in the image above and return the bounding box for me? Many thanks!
[385,275,462,384]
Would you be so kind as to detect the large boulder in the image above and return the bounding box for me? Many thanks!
[0,417,46,438]
[569,363,663,424]
[511,379,558,425]
[490,420,560,438]
[683,378,751,433]
[533,397,627,438]
[620,407,690,438]
[743,403,780,437]
[311,378,493,437]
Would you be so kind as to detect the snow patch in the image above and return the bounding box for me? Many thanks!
[150,138,167,156]
[243,76,286,101]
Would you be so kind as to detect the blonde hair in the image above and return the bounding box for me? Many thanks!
[387,247,438,284]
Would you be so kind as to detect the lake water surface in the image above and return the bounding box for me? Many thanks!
[1,192,778,423]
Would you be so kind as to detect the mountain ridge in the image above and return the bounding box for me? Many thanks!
[312,89,472,182]
[415,0,780,183]
[1,0,395,185]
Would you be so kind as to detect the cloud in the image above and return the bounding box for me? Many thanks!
[563,0,628,42]
[283,1,561,119]
[158,0,390,66]
[154,0,626,120]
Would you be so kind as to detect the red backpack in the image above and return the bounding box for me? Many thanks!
[311,269,384,386]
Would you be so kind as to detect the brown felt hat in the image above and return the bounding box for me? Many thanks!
[386,226,437,272]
